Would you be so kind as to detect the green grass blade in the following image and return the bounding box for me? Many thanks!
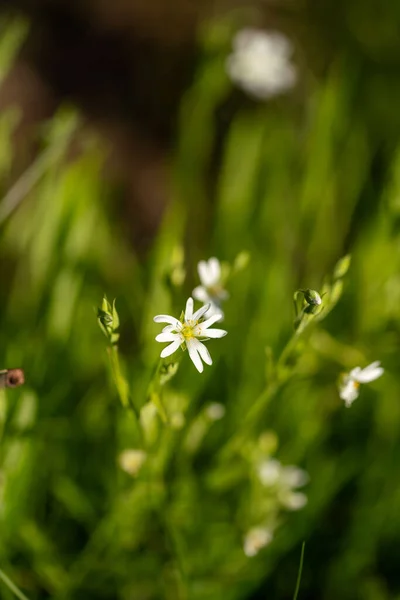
[293,542,305,600]
[0,568,30,600]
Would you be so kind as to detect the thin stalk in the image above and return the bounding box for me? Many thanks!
[0,569,30,600]
[293,542,306,600]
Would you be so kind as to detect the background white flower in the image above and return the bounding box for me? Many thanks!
[257,458,309,511]
[226,28,297,100]
[339,361,384,407]
[118,449,147,476]
[192,257,228,318]
[243,526,273,557]
[154,297,227,373]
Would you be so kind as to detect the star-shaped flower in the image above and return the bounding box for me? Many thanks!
[154,297,227,373]
[339,361,384,407]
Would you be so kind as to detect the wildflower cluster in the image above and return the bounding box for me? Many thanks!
[243,457,309,557]
[98,252,385,563]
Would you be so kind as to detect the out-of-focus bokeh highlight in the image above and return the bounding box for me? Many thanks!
[1,1,400,598]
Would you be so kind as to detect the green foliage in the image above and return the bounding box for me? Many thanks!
[0,12,400,600]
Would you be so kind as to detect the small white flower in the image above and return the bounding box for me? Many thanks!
[154,297,227,373]
[243,526,273,557]
[192,257,228,318]
[257,459,281,486]
[226,28,297,100]
[339,361,384,407]
[118,449,147,476]
[257,458,309,511]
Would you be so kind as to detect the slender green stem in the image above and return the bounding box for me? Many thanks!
[0,569,30,600]
[293,542,306,600]
[107,346,144,445]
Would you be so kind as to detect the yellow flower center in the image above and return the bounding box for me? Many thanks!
[181,322,197,339]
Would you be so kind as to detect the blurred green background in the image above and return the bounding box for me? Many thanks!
[1,2,400,599]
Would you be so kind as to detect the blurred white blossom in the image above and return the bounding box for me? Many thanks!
[339,361,384,407]
[257,458,309,511]
[118,449,147,476]
[193,258,229,318]
[243,526,273,557]
[226,28,297,100]
[154,297,227,373]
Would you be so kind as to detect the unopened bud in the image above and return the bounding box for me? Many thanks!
[301,289,322,306]
[97,296,120,344]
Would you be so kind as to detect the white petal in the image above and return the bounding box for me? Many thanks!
[281,466,309,488]
[339,379,359,406]
[281,492,308,511]
[205,303,225,320]
[243,527,273,557]
[202,328,227,338]
[257,459,281,486]
[154,314,179,326]
[191,338,212,366]
[356,362,384,383]
[198,261,214,287]
[208,257,221,283]
[192,303,211,321]
[192,286,210,303]
[162,324,175,333]
[155,332,180,343]
[160,339,181,358]
[199,314,223,330]
[185,297,194,321]
[186,338,203,373]
[349,367,362,380]
[364,360,381,371]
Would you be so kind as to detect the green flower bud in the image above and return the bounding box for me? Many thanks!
[97,296,120,344]
[301,289,322,306]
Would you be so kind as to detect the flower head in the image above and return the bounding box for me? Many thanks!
[339,361,384,407]
[243,526,273,557]
[192,257,228,318]
[257,458,309,511]
[154,297,227,373]
[226,28,297,100]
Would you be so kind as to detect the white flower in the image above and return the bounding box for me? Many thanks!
[154,297,227,373]
[192,257,228,318]
[226,28,297,100]
[257,459,281,486]
[257,459,308,488]
[118,449,147,476]
[257,458,309,511]
[339,361,384,407]
[243,526,273,557]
